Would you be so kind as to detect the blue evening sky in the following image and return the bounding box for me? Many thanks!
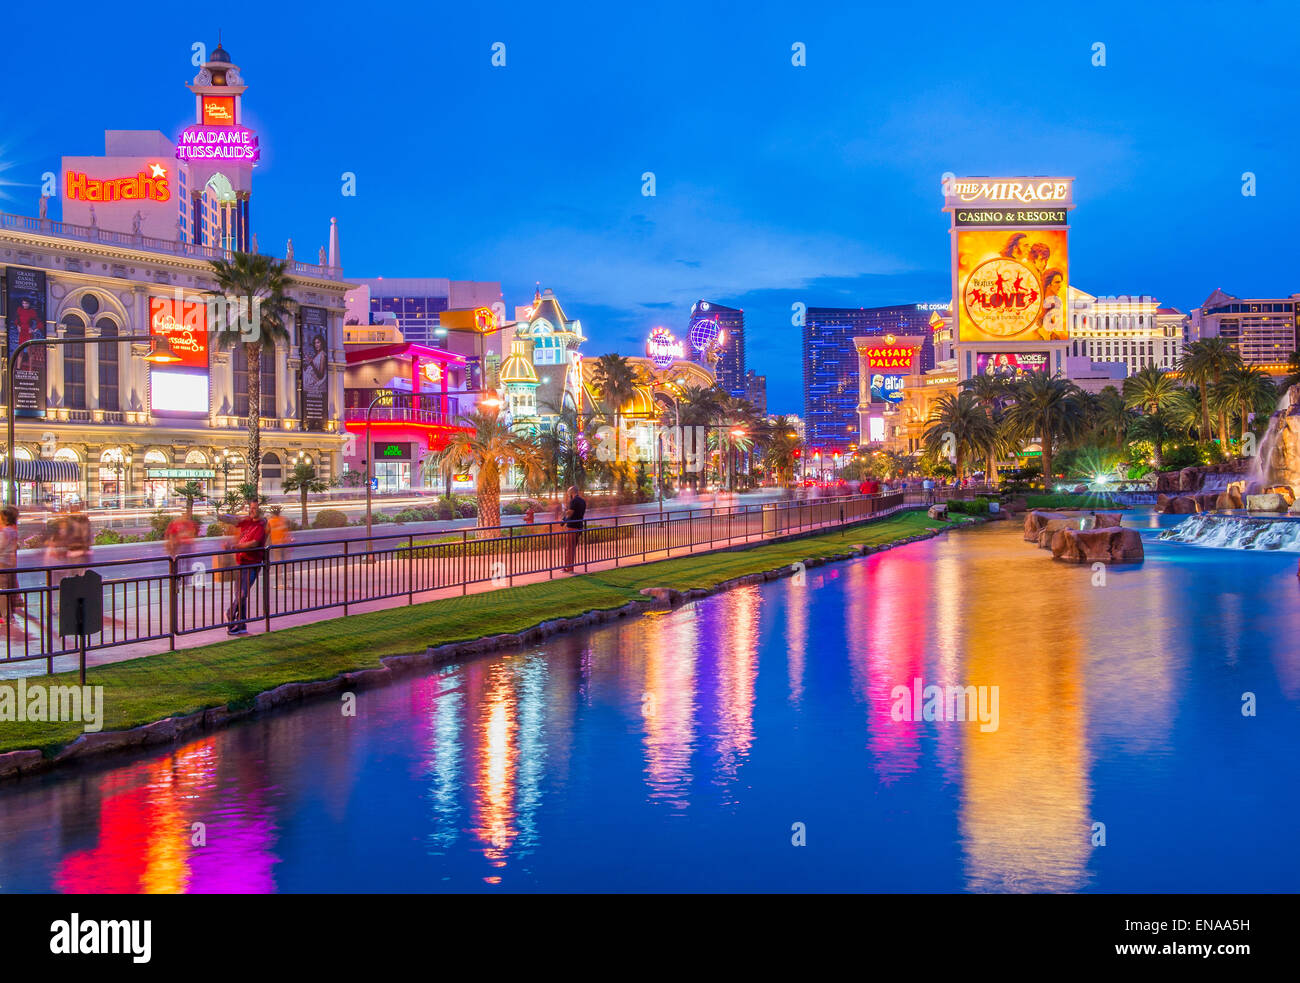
[3,0,1297,412]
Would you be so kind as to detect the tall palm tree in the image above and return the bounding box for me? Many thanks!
[436,410,546,529]
[1122,364,1180,415]
[922,391,996,483]
[1127,411,1176,468]
[281,460,329,527]
[209,253,294,491]
[1177,338,1241,447]
[1003,374,1088,487]
[1213,365,1278,446]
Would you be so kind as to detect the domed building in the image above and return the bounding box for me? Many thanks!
[499,328,540,427]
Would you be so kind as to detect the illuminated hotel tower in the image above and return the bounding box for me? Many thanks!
[183,40,255,249]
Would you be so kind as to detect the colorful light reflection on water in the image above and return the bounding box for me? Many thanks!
[0,517,1297,892]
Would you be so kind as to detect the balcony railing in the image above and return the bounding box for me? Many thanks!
[343,405,462,428]
[0,211,344,281]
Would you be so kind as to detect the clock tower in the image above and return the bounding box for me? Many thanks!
[182,38,257,250]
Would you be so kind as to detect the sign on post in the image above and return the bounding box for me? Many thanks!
[59,570,103,685]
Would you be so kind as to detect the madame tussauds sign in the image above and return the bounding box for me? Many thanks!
[175,125,260,162]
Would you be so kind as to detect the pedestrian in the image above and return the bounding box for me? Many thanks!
[922,476,935,505]
[220,500,268,634]
[267,507,292,589]
[560,484,586,572]
[0,506,22,626]
[164,512,199,562]
[63,503,92,579]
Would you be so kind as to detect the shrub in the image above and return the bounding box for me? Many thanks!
[502,501,526,515]
[313,508,349,529]
[204,522,229,538]
[947,497,990,515]
[94,529,126,546]
[458,501,478,518]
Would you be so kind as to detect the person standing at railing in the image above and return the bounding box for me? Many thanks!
[0,506,21,626]
[219,500,268,635]
[561,485,586,573]
[164,513,198,562]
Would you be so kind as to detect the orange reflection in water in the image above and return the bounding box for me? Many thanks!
[957,527,1092,893]
[641,610,699,807]
[468,662,518,866]
[713,587,759,784]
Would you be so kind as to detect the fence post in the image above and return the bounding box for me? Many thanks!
[168,555,177,651]
[44,568,54,675]
[343,539,350,616]
[642,513,647,563]
[461,530,468,595]
[408,533,415,604]
[262,542,272,633]
[614,515,620,567]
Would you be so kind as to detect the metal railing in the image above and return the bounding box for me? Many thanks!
[0,490,905,675]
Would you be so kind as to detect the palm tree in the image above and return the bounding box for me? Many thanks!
[209,253,295,491]
[922,391,996,483]
[1122,364,1180,415]
[1002,374,1088,488]
[1177,338,1241,447]
[676,385,728,488]
[591,353,644,434]
[172,480,206,519]
[281,460,329,527]
[1090,385,1131,452]
[760,414,802,489]
[1213,366,1278,446]
[1127,411,1176,468]
[436,410,546,529]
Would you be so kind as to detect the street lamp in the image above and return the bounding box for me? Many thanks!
[6,333,173,507]
[105,451,132,509]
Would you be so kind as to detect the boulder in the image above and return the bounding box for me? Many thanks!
[1168,496,1200,514]
[1215,490,1244,511]
[1051,527,1145,564]
[1290,499,1300,515]
[1156,494,1170,513]
[1179,466,1200,492]
[1247,493,1288,512]
[1265,485,1296,507]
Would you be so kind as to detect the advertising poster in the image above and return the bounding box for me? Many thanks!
[148,293,210,415]
[975,351,1050,379]
[5,267,48,418]
[870,373,906,403]
[300,306,329,431]
[956,228,1069,342]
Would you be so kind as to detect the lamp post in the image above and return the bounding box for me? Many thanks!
[652,387,681,516]
[105,452,132,509]
[6,333,175,507]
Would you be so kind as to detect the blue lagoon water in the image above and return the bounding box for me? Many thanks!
[0,515,1297,893]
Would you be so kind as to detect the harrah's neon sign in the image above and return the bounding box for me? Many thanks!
[951,180,1069,203]
[65,165,170,203]
[175,125,260,163]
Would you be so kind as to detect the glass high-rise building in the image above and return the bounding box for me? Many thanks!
[688,300,745,396]
[802,304,941,447]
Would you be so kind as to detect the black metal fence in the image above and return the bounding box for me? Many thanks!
[1,491,905,675]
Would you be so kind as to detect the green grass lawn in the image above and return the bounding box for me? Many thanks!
[1021,492,1129,510]
[0,510,953,756]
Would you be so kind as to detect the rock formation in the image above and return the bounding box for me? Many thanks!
[1050,527,1145,564]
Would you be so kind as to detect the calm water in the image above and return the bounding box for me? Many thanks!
[1,513,1297,893]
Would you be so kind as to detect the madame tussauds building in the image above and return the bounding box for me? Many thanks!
[0,40,350,509]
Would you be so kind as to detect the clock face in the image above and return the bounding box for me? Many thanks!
[962,258,1043,338]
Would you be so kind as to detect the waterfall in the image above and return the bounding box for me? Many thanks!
[1158,513,1300,551]
[1198,473,1238,494]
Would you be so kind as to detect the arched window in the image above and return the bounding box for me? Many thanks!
[184,450,209,466]
[97,317,119,412]
[262,451,282,486]
[61,313,87,410]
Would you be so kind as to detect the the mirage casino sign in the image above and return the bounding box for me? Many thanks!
[175,125,260,163]
[947,179,1072,205]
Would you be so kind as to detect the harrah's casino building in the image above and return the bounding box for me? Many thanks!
[0,40,351,507]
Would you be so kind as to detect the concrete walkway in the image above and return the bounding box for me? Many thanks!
[0,501,907,679]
